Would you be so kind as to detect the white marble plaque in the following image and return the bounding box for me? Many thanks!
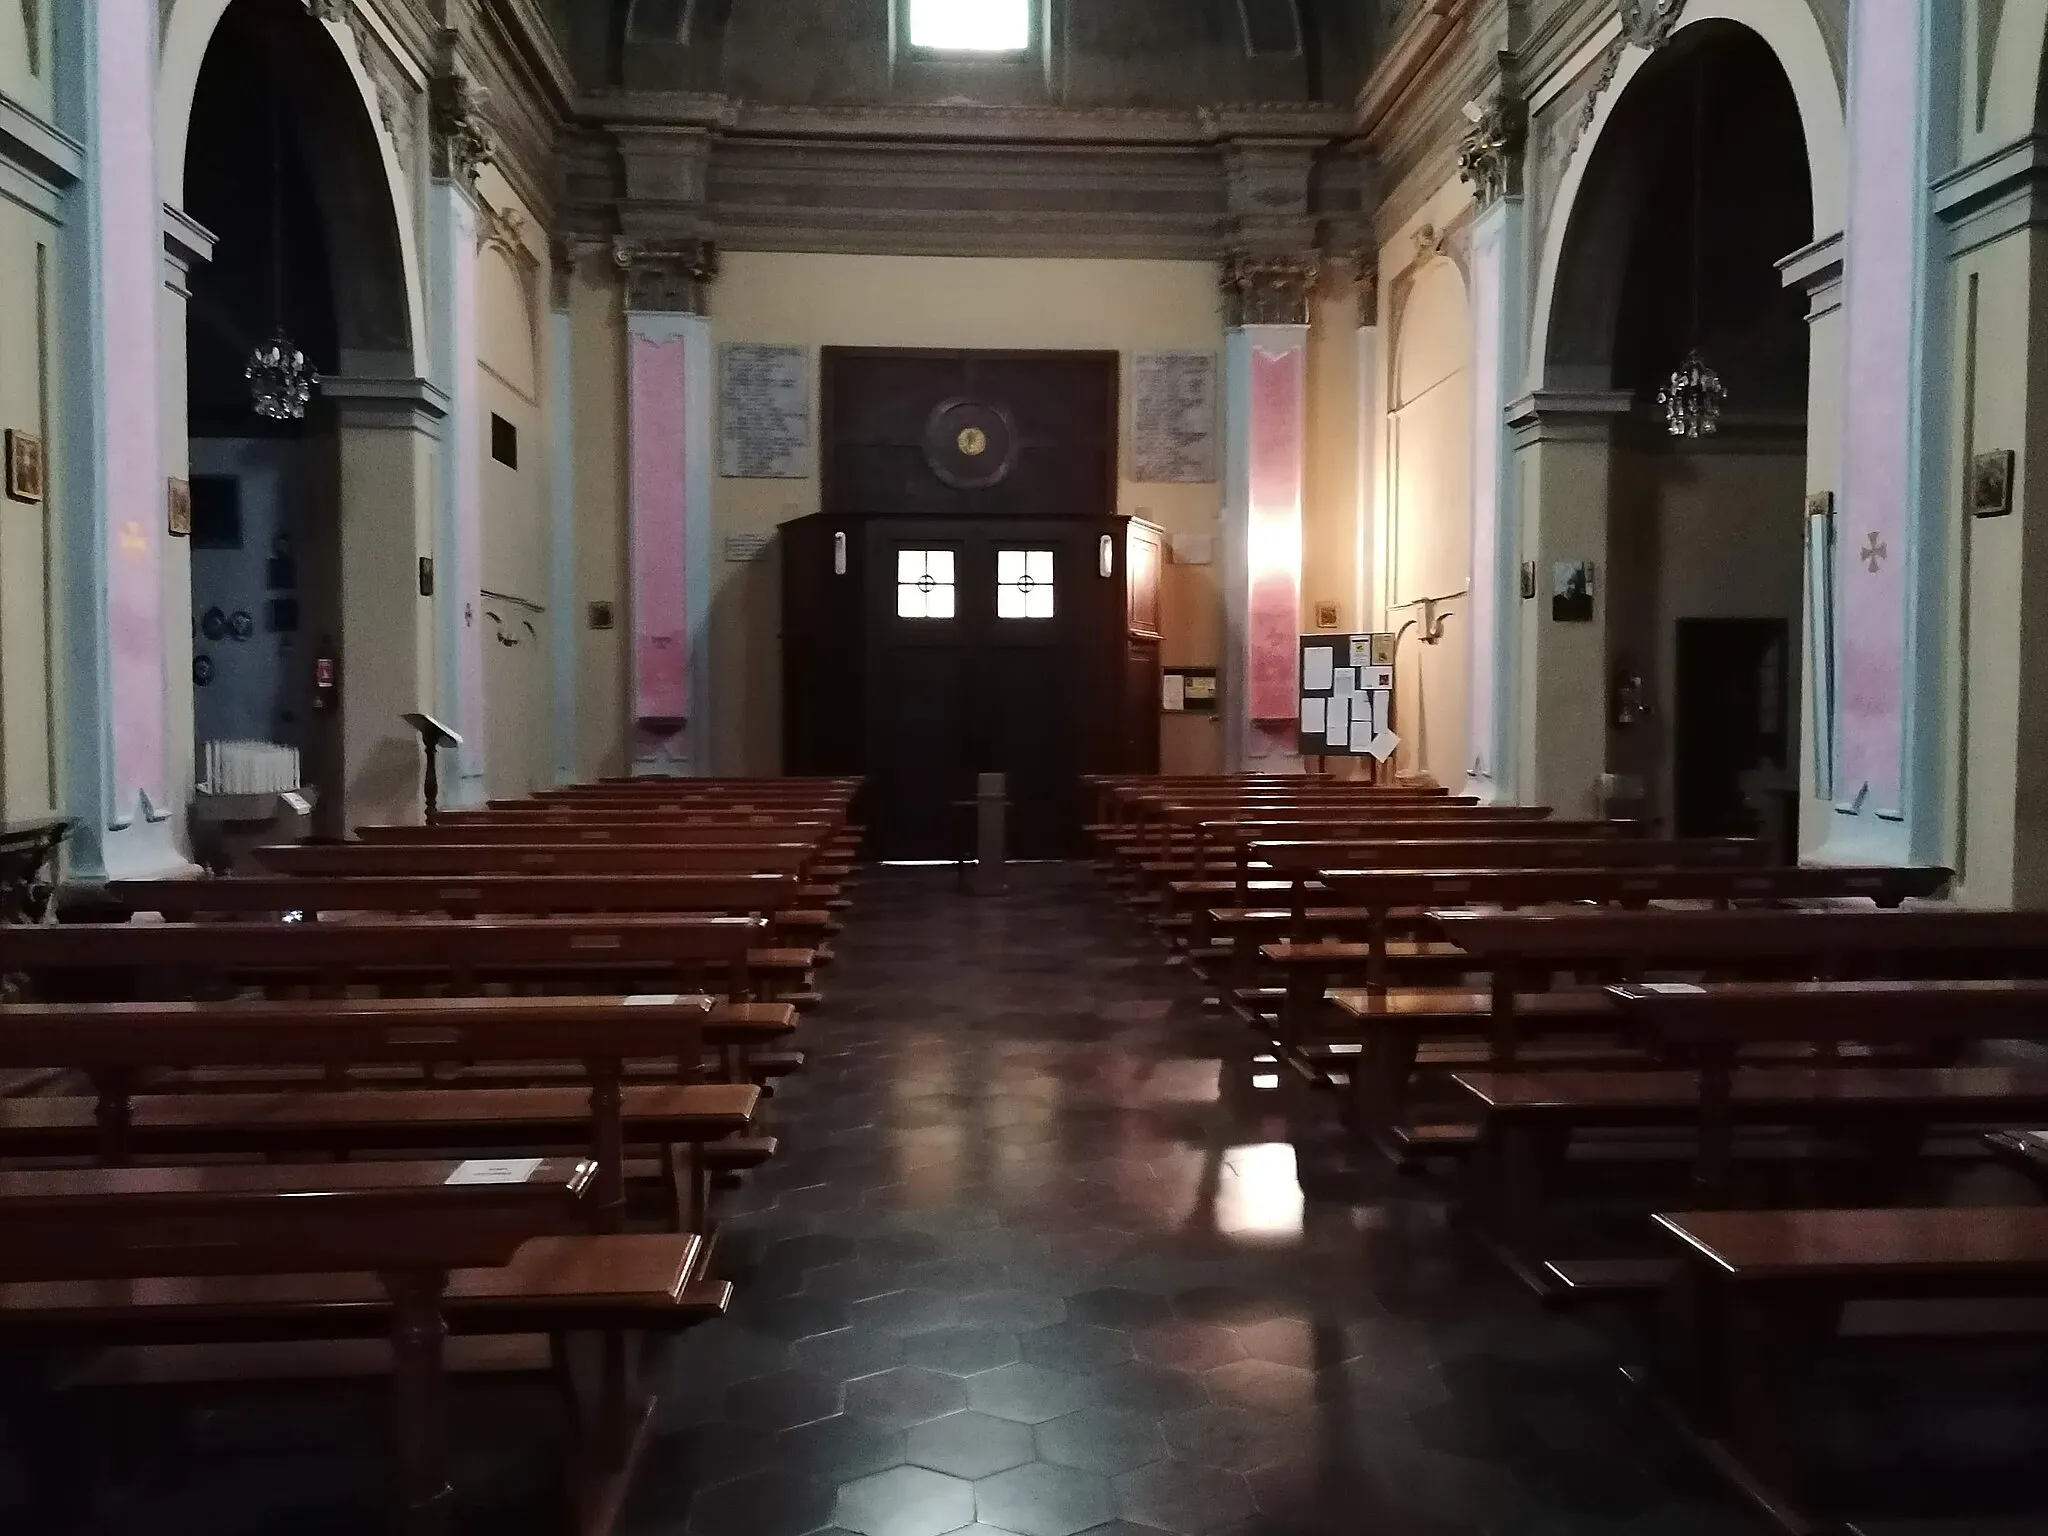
[720,344,809,479]
[1132,351,1218,484]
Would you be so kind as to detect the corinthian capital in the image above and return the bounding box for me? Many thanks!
[1222,251,1320,327]
[1620,0,1688,48]
[612,237,720,315]
[1457,94,1527,209]
[430,69,494,189]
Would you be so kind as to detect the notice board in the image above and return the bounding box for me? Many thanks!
[1297,633,1400,760]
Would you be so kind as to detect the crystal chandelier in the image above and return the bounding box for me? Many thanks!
[248,86,314,421]
[1659,348,1724,439]
[247,328,314,421]
[1661,54,1724,440]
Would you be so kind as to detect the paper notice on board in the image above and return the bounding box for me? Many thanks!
[1350,693,1373,735]
[1325,710,1350,749]
[1302,647,1334,692]
[1331,667,1358,696]
[1365,728,1400,762]
[1162,674,1186,712]
[1301,697,1327,734]
[1361,666,1394,691]
[1349,637,1373,669]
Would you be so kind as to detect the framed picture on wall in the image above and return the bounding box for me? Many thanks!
[1551,560,1595,623]
[4,429,44,504]
[167,478,192,538]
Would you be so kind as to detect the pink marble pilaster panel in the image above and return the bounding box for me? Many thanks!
[628,333,690,724]
[1247,341,1306,723]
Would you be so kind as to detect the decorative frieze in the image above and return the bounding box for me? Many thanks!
[1222,252,1319,328]
[612,236,719,315]
[1457,94,1527,208]
[430,68,494,189]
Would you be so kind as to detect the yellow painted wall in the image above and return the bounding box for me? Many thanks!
[702,251,1230,776]
[0,0,55,124]
[474,168,553,799]
[0,201,58,818]
[569,265,629,782]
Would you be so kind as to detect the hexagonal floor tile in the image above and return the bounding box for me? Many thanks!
[844,1366,972,1428]
[852,1288,965,1337]
[1019,1323,1133,1376]
[721,1369,845,1431]
[904,1326,1022,1376]
[968,1363,1087,1425]
[1065,1288,1173,1329]
[1131,1323,1246,1374]
[776,1413,908,1483]
[1232,1318,1362,1372]
[744,1294,857,1343]
[1113,1461,1254,1536]
[954,1289,1070,1332]
[687,1468,837,1536]
[790,1327,911,1384]
[1159,1406,1305,1474]
[1084,1364,1207,1418]
[1168,1288,1283,1327]
[1033,1408,1166,1476]
[905,1410,1036,1479]
[974,1461,1119,1536]
[834,1464,976,1536]
[1201,1360,1315,1413]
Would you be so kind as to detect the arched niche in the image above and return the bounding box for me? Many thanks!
[1527,0,1843,395]
[160,0,423,373]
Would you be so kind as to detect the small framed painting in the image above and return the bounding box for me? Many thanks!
[1552,560,1595,623]
[1971,449,2015,519]
[4,429,44,504]
[166,478,192,538]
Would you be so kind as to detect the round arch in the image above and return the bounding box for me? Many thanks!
[1526,0,1844,393]
[159,0,425,370]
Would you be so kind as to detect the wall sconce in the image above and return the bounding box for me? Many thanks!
[1099,534,1115,579]
[832,531,847,576]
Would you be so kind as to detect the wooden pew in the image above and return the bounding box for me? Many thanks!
[0,1157,596,1536]
[1266,869,1948,1154]
[1651,1205,2048,1533]
[0,992,752,1231]
[1455,977,2048,1297]
[254,842,819,878]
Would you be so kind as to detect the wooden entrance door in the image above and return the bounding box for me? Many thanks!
[868,517,1103,861]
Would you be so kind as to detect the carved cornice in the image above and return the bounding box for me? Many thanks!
[549,233,608,310]
[1356,0,1473,145]
[612,237,719,315]
[1222,252,1319,328]
[1619,0,1689,49]
[430,64,495,189]
[1457,94,1527,208]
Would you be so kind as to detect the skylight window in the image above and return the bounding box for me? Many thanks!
[908,0,1031,53]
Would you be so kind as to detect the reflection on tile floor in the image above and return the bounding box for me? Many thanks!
[623,867,1760,1536]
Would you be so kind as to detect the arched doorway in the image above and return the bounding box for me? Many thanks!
[179,0,413,833]
[1547,22,1814,843]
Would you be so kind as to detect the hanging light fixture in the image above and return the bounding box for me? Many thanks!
[247,82,315,421]
[1658,52,1724,439]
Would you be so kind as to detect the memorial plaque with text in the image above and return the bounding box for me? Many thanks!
[720,344,809,479]
[1132,351,1218,484]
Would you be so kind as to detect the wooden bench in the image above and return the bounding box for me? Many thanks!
[0,1157,598,1536]
[1652,1206,2048,1534]
[1454,978,2048,1297]
[255,841,821,879]
[0,993,756,1231]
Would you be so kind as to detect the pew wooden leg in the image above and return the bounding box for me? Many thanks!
[382,1267,453,1536]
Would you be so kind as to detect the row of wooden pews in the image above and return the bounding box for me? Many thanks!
[1090,775,2048,1530]
[0,775,862,1535]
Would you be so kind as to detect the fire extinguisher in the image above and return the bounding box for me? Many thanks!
[312,636,338,714]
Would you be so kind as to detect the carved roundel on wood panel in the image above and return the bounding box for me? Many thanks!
[924,398,1017,490]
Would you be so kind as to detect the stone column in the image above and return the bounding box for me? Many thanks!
[614,240,717,777]
[547,243,587,785]
[324,377,448,828]
[426,66,492,806]
[1350,256,1381,644]
[1505,390,1633,818]
[1458,95,1528,803]
[1221,255,1316,774]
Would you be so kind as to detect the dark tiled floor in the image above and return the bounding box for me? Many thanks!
[621,867,1760,1536]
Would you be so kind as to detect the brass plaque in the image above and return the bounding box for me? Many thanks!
[957,426,987,457]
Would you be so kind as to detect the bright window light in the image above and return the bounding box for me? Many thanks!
[909,0,1031,52]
